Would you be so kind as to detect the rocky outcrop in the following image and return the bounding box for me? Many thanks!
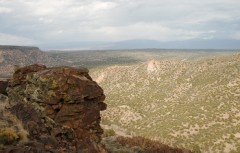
[1,64,107,153]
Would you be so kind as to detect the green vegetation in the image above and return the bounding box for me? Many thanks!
[103,136,145,153]
[116,136,188,153]
[102,135,189,153]
[192,145,201,153]
[102,129,116,138]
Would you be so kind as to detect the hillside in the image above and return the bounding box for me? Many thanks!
[0,45,58,79]
[91,53,240,153]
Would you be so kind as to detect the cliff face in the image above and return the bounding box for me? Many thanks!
[0,46,57,78]
[0,64,107,153]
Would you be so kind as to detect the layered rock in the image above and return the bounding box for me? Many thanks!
[0,45,59,78]
[1,64,107,153]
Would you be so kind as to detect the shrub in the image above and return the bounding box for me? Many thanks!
[192,144,201,153]
[0,128,22,145]
[116,136,192,153]
[102,129,116,138]
[102,136,145,153]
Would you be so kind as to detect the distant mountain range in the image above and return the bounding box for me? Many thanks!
[108,39,240,50]
[41,39,240,50]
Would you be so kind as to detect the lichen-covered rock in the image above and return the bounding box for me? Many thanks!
[3,64,107,153]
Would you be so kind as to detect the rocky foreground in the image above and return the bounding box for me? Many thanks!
[0,64,107,152]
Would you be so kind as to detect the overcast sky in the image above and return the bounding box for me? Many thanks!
[0,0,240,49]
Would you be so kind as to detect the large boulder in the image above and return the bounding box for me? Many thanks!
[2,64,107,153]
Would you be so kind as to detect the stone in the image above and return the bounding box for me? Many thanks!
[2,64,107,153]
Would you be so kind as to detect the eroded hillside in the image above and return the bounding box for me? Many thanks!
[0,46,58,79]
[91,53,240,153]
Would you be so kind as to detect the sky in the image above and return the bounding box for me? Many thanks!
[0,0,240,49]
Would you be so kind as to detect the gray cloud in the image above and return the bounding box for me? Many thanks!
[0,0,239,48]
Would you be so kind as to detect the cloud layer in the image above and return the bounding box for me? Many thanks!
[0,0,239,48]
